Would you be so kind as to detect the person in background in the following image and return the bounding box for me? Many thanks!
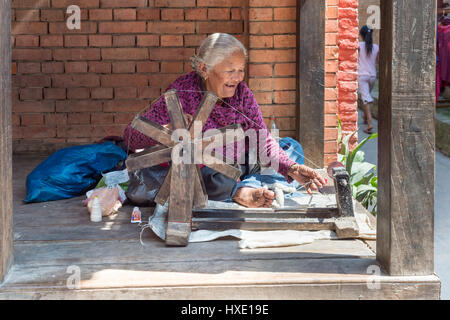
[358,25,379,134]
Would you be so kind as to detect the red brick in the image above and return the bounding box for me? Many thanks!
[44,113,67,126]
[249,8,272,21]
[149,48,195,61]
[21,126,56,139]
[113,35,135,47]
[274,63,295,76]
[20,88,42,100]
[184,34,204,47]
[91,87,114,99]
[231,8,242,20]
[102,48,149,60]
[55,100,102,112]
[253,92,272,105]
[148,22,195,34]
[273,78,296,90]
[138,87,161,99]
[41,10,64,21]
[52,74,100,88]
[100,0,147,8]
[64,35,88,47]
[274,8,296,20]
[52,0,99,8]
[274,91,296,104]
[12,0,50,8]
[273,35,296,48]
[161,62,183,73]
[91,113,114,125]
[67,87,92,99]
[65,62,88,73]
[137,35,159,46]
[44,88,66,100]
[114,87,137,99]
[249,49,295,63]
[89,34,112,47]
[89,61,111,73]
[161,35,183,47]
[114,113,136,124]
[249,21,295,34]
[136,61,159,73]
[53,48,100,61]
[249,0,296,6]
[249,35,273,48]
[103,99,149,112]
[154,0,195,7]
[13,75,51,87]
[114,8,137,20]
[40,35,63,47]
[249,78,271,91]
[68,113,90,124]
[185,8,207,21]
[161,9,184,20]
[15,9,40,21]
[112,61,136,73]
[89,9,113,20]
[17,62,40,74]
[100,74,148,87]
[13,49,52,61]
[99,21,146,33]
[197,0,241,6]
[41,62,64,74]
[137,8,160,20]
[248,64,272,77]
[196,21,242,34]
[12,22,48,35]
[208,8,230,20]
[13,100,55,113]
[49,22,97,34]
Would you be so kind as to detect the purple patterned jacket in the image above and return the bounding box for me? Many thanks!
[123,72,295,181]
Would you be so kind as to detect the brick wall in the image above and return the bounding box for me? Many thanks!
[324,0,359,164]
[11,0,359,166]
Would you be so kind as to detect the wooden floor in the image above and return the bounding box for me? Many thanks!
[0,156,440,299]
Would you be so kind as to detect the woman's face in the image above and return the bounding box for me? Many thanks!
[202,51,246,99]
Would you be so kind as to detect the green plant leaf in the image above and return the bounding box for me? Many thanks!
[346,132,378,175]
[353,150,365,163]
[350,162,376,186]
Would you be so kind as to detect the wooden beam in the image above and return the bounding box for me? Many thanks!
[130,116,175,148]
[0,0,13,283]
[297,0,325,168]
[377,0,436,276]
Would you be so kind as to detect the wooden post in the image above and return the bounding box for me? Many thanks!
[0,0,13,283]
[297,0,325,168]
[377,0,436,276]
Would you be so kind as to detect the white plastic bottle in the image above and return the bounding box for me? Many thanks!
[90,196,102,222]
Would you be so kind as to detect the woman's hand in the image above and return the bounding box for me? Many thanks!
[288,164,327,194]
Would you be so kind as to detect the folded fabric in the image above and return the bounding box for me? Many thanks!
[25,142,127,203]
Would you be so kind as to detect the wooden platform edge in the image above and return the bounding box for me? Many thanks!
[0,275,441,300]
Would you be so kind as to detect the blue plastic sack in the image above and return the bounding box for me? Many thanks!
[25,142,128,203]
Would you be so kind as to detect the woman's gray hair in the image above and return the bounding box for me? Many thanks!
[190,33,247,77]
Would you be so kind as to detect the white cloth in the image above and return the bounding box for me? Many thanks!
[358,42,379,77]
[358,75,377,104]
[140,199,376,249]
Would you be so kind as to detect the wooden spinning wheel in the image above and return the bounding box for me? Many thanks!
[125,89,244,246]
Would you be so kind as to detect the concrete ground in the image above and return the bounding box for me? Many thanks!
[357,109,450,300]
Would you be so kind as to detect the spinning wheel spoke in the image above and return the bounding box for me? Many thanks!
[188,91,218,135]
[131,116,175,147]
[154,166,172,206]
[125,145,172,172]
[193,165,208,209]
[165,89,188,130]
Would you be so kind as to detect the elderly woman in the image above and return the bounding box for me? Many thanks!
[124,33,326,208]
